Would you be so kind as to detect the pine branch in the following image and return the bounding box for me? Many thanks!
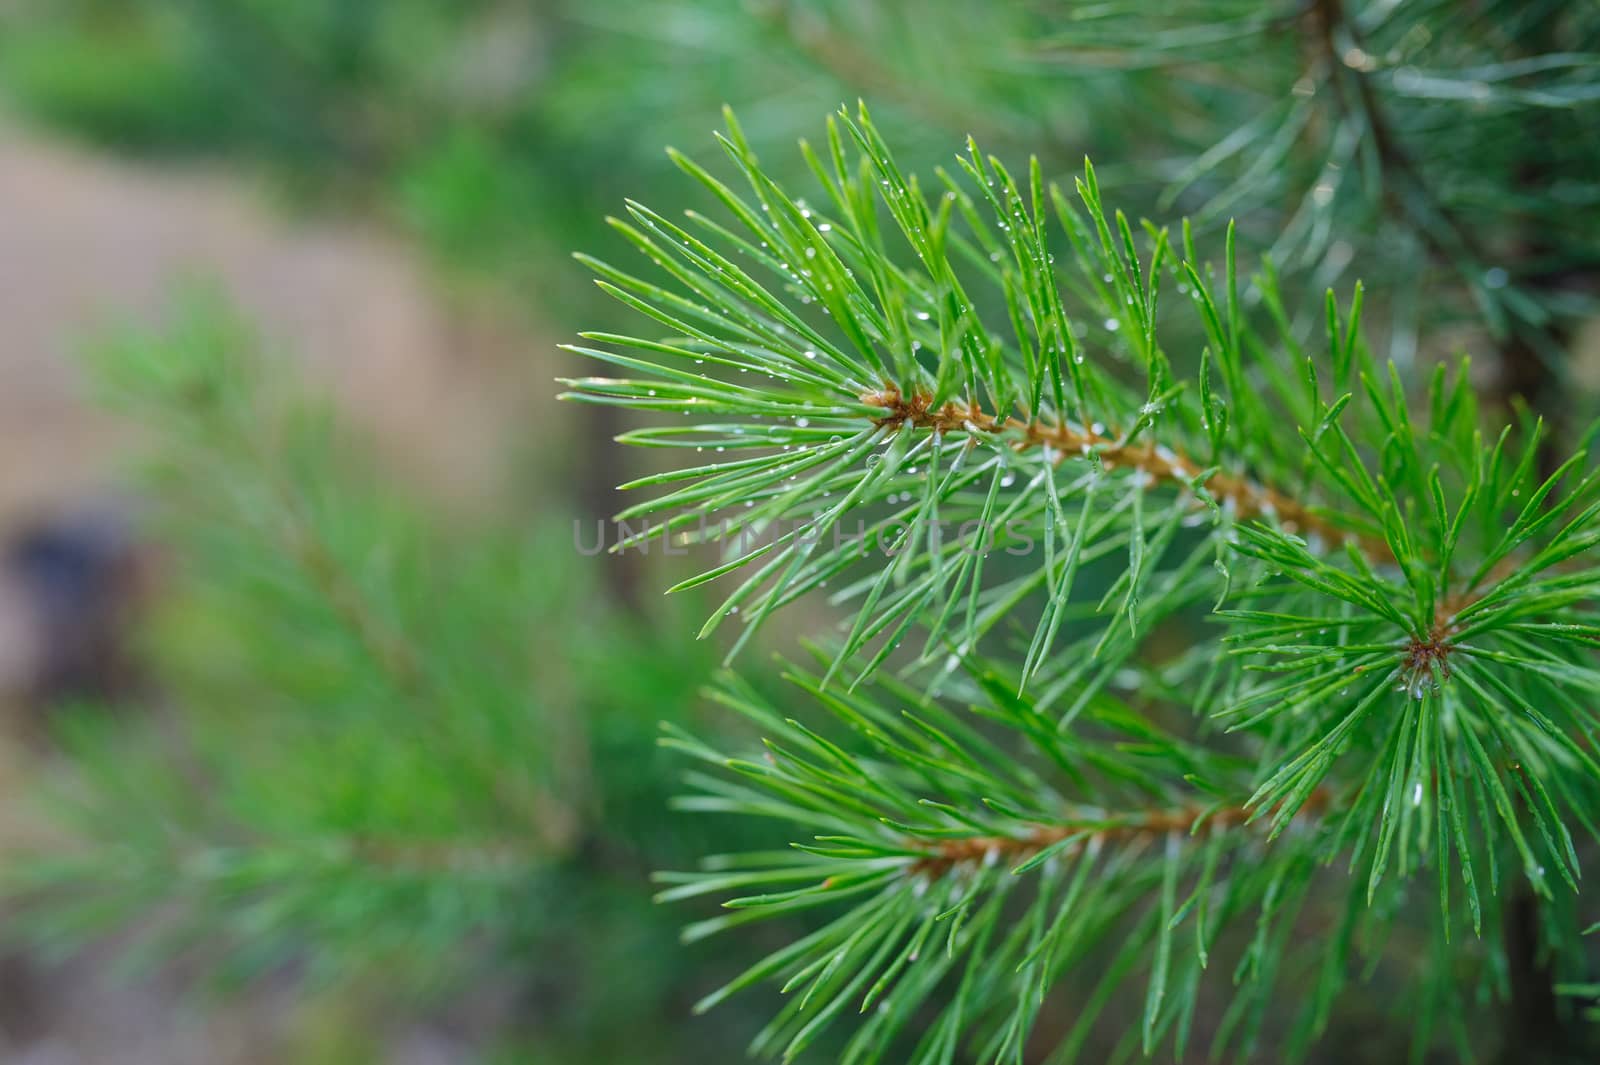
[1020,0,1600,364]
[656,663,1349,1061]
[9,299,590,988]
[907,788,1333,879]
[567,107,1600,1061]
[863,384,1389,558]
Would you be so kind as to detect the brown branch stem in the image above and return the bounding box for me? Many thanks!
[861,386,1393,562]
[910,789,1331,878]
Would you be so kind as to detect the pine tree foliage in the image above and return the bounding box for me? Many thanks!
[5,2,1596,1059]
[1009,0,1600,343]
[8,300,698,995]
[773,0,1600,363]
[564,106,1600,1061]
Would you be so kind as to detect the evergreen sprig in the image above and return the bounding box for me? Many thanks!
[565,105,1600,1060]
[12,301,589,990]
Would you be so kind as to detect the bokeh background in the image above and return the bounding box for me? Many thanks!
[0,2,1595,1062]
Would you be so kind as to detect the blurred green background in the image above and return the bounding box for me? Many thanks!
[0,4,1078,1062]
[0,1,1594,1062]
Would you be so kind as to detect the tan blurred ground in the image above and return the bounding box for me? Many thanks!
[0,120,539,535]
